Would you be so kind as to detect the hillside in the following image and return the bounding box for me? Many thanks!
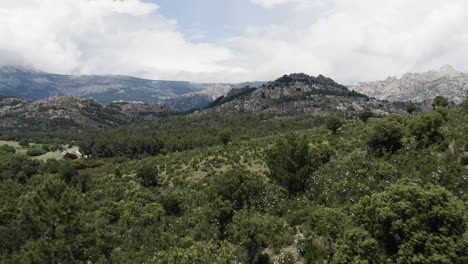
[0,95,171,131]
[196,73,404,115]
[353,65,468,103]
[1,99,466,263]
[0,65,263,111]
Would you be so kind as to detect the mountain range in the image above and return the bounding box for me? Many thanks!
[1,65,466,132]
[0,65,263,111]
[352,65,468,103]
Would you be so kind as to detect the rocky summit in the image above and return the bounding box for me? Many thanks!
[352,65,468,103]
[195,73,404,116]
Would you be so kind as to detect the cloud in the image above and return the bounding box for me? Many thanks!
[0,0,234,81]
[250,0,323,9]
[232,0,468,84]
[1,0,468,84]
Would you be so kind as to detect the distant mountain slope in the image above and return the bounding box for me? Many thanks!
[0,95,171,131]
[0,65,263,111]
[352,65,468,103]
[195,73,404,116]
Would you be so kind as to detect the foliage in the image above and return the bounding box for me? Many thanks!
[137,163,159,187]
[227,210,289,263]
[0,144,15,154]
[0,103,467,263]
[26,147,47,157]
[218,128,233,145]
[325,116,343,134]
[406,102,416,114]
[432,96,449,109]
[408,112,444,147]
[350,181,467,263]
[150,241,236,264]
[366,114,404,156]
[18,139,29,147]
[357,110,373,122]
[266,134,332,195]
[460,96,468,112]
[333,228,385,264]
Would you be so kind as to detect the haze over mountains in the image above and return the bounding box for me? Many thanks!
[353,65,468,103]
[0,65,263,111]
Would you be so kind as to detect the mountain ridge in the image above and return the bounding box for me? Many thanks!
[196,73,404,116]
[0,95,171,131]
[0,65,264,111]
[352,65,468,103]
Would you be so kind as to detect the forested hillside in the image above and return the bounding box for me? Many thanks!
[0,96,466,263]
[0,96,171,131]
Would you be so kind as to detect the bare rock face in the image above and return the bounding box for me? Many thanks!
[352,65,468,103]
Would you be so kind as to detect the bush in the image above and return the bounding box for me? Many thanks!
[325,116,343,134]
[299,239,328,263]
[228,210,289,263]
[266,134,332,195]
[350,181,467,263]
[218,128,233,145]
[366,115,404,156]
[18,139,29,147]
[137,163,159,187]
[0,144,16,154]
[408,112,444,147]
[332,228,385,264]
[406,102,416,114]
[460,155,468,166]
[432,96,449,109]
[26,147,47,157]
[357,111,373,122]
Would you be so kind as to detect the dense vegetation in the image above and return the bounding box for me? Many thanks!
[0,97,466,263]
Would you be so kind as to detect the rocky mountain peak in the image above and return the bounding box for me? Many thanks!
[437,64,463,77]
[270,73,347,90]
[352,65,468,103]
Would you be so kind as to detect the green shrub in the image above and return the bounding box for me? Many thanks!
[26,147,47,157]
[18,139,29,147]
[357,111,373,122]
[460,155,468,166]
[408,112,444,147]
[350,181,467,263]
[137,163,159,187]
[325,116,343,134]
[432,96,449,109]
[0,144,16,154]
[366,115,404,156]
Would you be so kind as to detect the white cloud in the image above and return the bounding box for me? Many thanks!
[1,0,468,84]
[250,0,323,9]
[250,0,295,8]
[232,0,468,84]
[0,0,234,81]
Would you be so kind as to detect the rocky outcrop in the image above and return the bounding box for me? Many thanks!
[352,65,468,103]
[195,73,404,116]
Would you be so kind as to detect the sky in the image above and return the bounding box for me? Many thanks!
[1,0,468,84]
